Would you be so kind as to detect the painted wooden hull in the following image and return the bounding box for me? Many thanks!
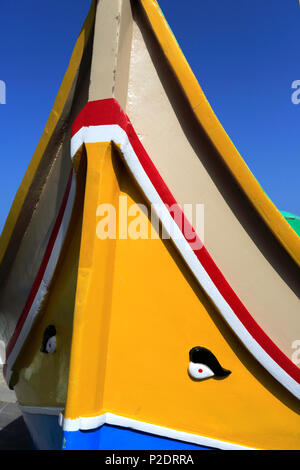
[0,0,299,450]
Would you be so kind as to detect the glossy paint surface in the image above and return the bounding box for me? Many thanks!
[64,142,300,450]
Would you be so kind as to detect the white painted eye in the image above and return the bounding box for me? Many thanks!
[188,362,214,380]
[45,336,56,354]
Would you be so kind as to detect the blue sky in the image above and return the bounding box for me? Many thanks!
[0,0,299,232]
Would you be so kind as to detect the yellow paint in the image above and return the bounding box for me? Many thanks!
[5,0,299,449]
[13,154,87,407]
[64,142,300,449]
[0,1,96,266]
[65,142,121,416]
[140,0,300,267]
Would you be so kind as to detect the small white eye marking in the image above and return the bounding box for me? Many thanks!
[188,346,231,380]
[45,336,56,354]
[41,325,57,354]
[188,362,214,380]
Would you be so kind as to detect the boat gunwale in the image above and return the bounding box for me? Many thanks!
[139,0,300,267]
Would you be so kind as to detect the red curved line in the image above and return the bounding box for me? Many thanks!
[72,98,300,385]
[5,169,74,361]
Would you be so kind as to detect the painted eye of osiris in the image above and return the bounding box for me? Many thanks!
[188,346,231,380]
[41,325,57,354]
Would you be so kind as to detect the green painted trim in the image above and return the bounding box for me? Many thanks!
[280,211,300,237]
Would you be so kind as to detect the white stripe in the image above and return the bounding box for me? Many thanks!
[4,172,76,383]
[60,411,255,450]
[71,125,300,399]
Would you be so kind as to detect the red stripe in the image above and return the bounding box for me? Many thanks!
[71,98,300,385]
[6,170,74,361]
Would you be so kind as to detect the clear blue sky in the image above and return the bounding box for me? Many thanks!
[0,0,299,233]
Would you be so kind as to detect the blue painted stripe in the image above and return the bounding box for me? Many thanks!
[63,424,215,450]
[22,412,63,450]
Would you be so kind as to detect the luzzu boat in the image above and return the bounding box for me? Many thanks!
[0,0,299,451]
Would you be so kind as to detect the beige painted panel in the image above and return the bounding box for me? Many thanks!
[0,145,71,344]
[125,8,299,358]
[89,0,133,109]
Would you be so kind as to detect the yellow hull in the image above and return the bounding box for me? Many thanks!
[0,0,299,450]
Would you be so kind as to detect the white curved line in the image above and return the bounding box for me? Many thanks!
[60,411,255,450]
[4,172,76,384]
[71,125,299,399]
